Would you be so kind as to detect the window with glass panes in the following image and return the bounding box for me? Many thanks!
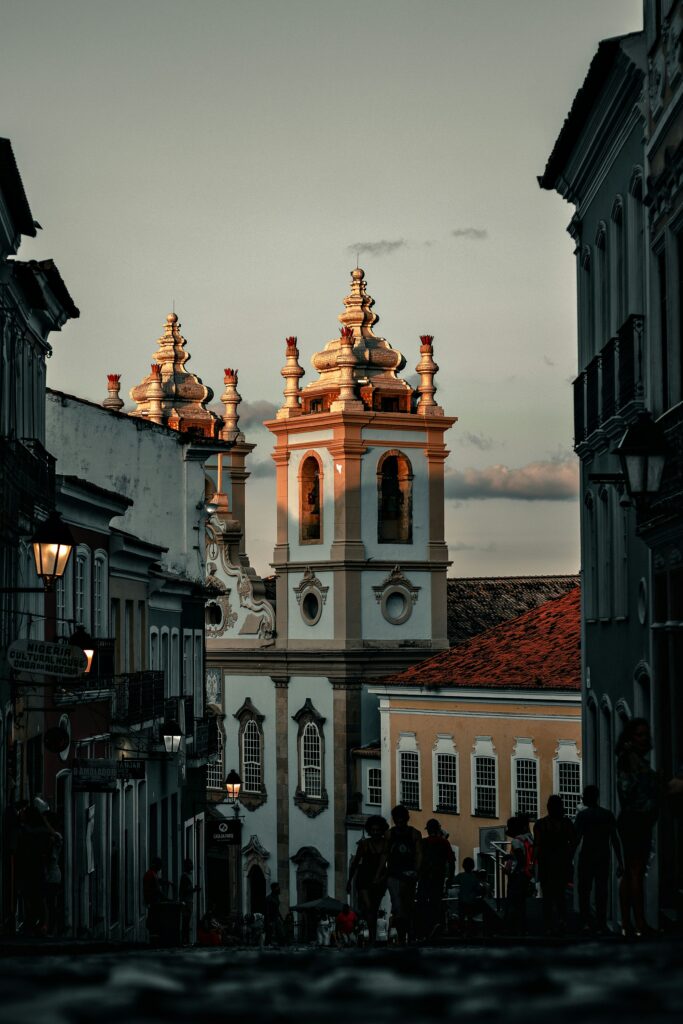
[436,753,458,811]
[558,760,582,818]
[368,767,382,805]
[242,720,261,793]
[474,756,497,816]
[302,722,322,797]
[400,750,420,808]
[75,554,86,626]
[206,722,224,790]
[514,758,538,818]
[93,556,105,637]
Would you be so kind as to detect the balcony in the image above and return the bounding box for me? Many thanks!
[572,314,644,447]
[112,671,165,727]
[0,436,55,535]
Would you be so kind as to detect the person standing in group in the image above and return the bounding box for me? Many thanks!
[335,903,359,947]
[504,816,533,935]
[143,856,169,938]
[265,881,286,946]
[615,718,661,937]
[574,784,623,935]
[534,795,577,935]
[178,858,200,945]
[346,814,389,944]
[416,818,455,941]
[15,804,51,936]
[381,804,422,945]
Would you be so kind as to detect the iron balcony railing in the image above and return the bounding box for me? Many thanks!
[572,314,644,447]
[112,671,165,727]
[0,435,55,535]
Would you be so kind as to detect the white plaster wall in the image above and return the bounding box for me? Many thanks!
[360,445,429,561]
[287,676,335,898]
[287,443,335,562]
[287,569,334,641]
[46,393,206,578]
[362,429,427,446]
[360,570,432,640]
[221,673,279,863]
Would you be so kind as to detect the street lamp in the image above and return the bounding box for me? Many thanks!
[69,626,95,675]
[0,512,75,593]
[224,768,242,812]
[161,718,183,754]
[613,411,668,502]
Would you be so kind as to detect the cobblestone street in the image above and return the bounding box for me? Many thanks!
[1,941,682,1024]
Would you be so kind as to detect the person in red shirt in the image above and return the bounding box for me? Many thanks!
[335,904,359,946]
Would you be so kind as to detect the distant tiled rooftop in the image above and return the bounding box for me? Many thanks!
[383,585,580,692]
[447,574,579,646]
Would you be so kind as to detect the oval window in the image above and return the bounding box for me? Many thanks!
[301,590,322,626]
[381,586,413,625]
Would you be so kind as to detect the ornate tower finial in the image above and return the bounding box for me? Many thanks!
[338,267,379,342]
[103,373,124,412]
[415,335,443,415]
[147,363,164,424]
[221,368,242,441]
[330,326,363,412]
[277,336,304,418]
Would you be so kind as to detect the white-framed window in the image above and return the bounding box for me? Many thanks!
[432,735,458,813]
[206,721,224,790]
[242,720,262,793]
[55,556,73,638]
[93,550,108,638]
[400,751,420,808]
[193,632,203,719]
[554,740,582,818]
[302,721,322,798]
[598,486,612,619]
[471,737,498,818]
[512,738,539,819]
[75,545,91,630]
[367,766,382,806]
[182,631,193,695]
[613,503,629,620]
[149,627,159,671]
[160,628,169,693]
[170,629,180,696]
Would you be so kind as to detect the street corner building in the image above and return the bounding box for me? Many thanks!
[368,585,582,884]
[539,0,683,927]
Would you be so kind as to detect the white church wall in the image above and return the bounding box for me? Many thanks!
[360,570,432,640]
[286,569,334,641]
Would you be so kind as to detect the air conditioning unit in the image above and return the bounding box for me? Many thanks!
[479,826,506,855]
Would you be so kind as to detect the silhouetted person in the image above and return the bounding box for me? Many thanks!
[382,804,422,944]
[416,818,454,940]
[16,805,51,935]
[143,856,168,938]
[616,718,660,936]
[179,857,199,945]
[534,795,577,935]
[575,784,623,934]
[453,857,491,936]
[504,816,533,934]
[265,882,286,946]
[347,814,388,943]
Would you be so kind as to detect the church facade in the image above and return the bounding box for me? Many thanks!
[204,268,456,911]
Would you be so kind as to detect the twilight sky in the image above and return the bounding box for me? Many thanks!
[4,0,643,579]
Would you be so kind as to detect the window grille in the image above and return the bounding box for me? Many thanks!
[93,557,105,637]
[302,722,321,798]
[368,767,382,806]
[515,758,538,818]
[558,760,582,818]
[75,554,86,626]
[242,720,261,793]
[206,723,224,790]
[474,755,497,816]
[436,753,458,811]
[56,577,66,637]
[399,750,420,808]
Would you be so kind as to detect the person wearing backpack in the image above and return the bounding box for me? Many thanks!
[534,795,578,935]
[381,804,422,944]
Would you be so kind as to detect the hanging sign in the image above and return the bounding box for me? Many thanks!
[8,640,86,678]
[208,819,241,846]
[117,758,146,781]
[72,758,118,792]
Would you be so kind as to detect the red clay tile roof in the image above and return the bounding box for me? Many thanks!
[447,574,578,646]
[383,585,580,692]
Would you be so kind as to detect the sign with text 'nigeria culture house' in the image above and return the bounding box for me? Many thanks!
[7,639,87,678]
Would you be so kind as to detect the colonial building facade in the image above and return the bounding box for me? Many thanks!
[204,268,456,911]
[540,0,683,925]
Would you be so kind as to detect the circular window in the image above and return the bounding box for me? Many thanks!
[301,589,322,626]
[381,586,413,625]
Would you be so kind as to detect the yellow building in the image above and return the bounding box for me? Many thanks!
[367,587,582,871]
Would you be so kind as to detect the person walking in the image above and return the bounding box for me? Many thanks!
[575,784,623,934]
[178,858,199,945]
[382,805,422,945]
[346,814,388,944]
[416,818,455,941]
[265,882,286,946]
[534,795,577,935]
[615,718,661,937]
[503,816,533,935]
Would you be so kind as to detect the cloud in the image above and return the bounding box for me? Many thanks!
[449,541,498,553]
[460,431,494,451]
[238,399,278,430]
[347,239,407,257]
[444,457,579,501]
[250,458,276,479]
[451,227,488,240]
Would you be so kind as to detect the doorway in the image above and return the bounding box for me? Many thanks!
[248,864,266,915]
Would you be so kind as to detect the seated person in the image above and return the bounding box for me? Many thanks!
[197,907,223,947]
[335,904,359,947]
[375,909,389,944]
[453,858,487,930]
